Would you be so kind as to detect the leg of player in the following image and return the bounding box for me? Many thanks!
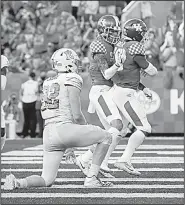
[97,92,128,175]
[83,127,113,187]
[100,119,124,172]
[115,129,149,176]
[75,97,112,176]
[76,94,128,178]
[3,150,64,190]
[57,123,113,187]
[3,123,65,190]
[113,88,151,176]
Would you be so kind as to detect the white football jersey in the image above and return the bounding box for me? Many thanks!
[41,72,83,124]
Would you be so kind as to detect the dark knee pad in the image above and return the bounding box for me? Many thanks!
[110,119,123,131]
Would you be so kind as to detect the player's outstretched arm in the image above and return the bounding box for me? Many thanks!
[134,55,158,77]
[68,85,87,125]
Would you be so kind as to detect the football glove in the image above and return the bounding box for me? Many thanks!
[114,47,126,67]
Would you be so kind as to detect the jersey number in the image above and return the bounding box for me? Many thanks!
[41,83,60,111]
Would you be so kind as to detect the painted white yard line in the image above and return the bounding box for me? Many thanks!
[1,184,184,190]
[2,178,183,183]
[145,137,184,140]
[1,156,184,161]
[2,150,184,156]
[7,137,183,142]
[1,168,184,172]
[24,145,184,151]
[30,184,185,189]
[2,159,183,164]
[1,192,183,198]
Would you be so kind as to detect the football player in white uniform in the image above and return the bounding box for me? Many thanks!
[74,15,128,178]
[3,48,114,190]
[1,55,9,150]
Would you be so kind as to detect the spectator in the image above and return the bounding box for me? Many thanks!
[20,72,38,138]
[81,22,96,56]
[99,1,117,15]
[2,93,22,139]
[141,1,155,29]
[84,1,99,22]
[71,1,80,20]
[116,1,128,20]
[160,31,177,89]
[33,25,46,54]
[170,1,183,26]
[36,71,46,138]
[144,28,162,70]
[3,93,21,123]
[77,1,87,21]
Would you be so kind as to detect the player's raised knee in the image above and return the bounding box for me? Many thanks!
[110,119,123,131]
[43,177,55,187]
[102,132,112,145]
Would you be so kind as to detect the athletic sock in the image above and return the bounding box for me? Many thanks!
[118,130,145,162]
[87,164,100,178]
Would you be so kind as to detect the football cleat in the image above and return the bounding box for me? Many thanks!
[3,174,17,190]
[99,164,115,178]
[114,161,141,176]
[84,175,113,187]
[75,155,90,176]
[99,168,115,178]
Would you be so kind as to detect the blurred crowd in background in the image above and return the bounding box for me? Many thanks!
[1,1,184,138]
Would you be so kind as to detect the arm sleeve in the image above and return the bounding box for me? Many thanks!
[134,55,149,69]
[64,73,83,91]
[134,55,158,76]
[94,53,109,76]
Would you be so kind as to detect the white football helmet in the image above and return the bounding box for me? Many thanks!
[1,55,9,90]
[51,48,81,73]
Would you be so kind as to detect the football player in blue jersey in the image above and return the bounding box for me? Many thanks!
[107,18,158,175]
[74,15,128,178]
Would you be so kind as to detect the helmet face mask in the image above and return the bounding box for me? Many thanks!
[51,48,81,74]
[98,15,121,45]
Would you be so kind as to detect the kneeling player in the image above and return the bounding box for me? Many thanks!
[3,48,113,190]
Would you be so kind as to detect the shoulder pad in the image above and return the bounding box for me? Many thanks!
[65,73,83,91]
[128,42,146,56]
[90,40,107,55]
